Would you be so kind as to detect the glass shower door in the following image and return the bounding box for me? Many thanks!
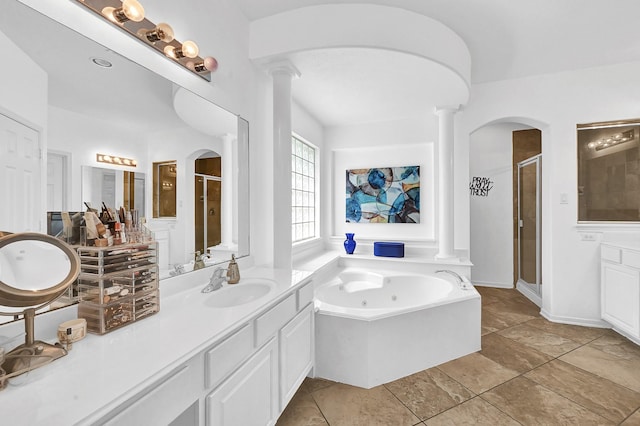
[518,155,541,298]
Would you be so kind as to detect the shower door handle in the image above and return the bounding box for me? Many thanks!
[519,219,524,228]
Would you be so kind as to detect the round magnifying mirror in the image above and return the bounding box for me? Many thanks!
[0,232,80,378]
[0,232,80,308]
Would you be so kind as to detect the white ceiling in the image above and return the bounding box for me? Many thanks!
[237,0,640,127]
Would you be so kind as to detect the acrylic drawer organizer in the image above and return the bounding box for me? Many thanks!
[77,242,160,334]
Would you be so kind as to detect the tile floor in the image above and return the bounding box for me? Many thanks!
[277,287,640,425]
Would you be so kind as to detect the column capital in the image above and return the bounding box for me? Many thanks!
[434,105,461,115]
[266,59,301,79]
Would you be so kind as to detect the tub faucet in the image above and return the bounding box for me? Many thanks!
[202,267,227,293]
[436,270,472,290]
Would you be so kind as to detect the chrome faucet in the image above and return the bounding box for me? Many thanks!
[202,267,228,293]
[436,270,472,290]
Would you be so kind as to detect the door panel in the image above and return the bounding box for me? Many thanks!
[0,113,41,232]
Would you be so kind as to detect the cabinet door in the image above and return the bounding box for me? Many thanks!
[280,304,314,411]
[206,338,279,426]
[602,262,640,337]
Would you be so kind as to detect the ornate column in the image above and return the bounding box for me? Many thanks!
[269,61,300,269]
[435,106,459,259]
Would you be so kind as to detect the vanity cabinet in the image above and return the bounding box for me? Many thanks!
[101,357,203,426]
[206,338,279,426]
[205,280,315,425]
[601,243,640,342]
[280,303,314,410]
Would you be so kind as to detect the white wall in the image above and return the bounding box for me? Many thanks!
[324,117,441,254]
[0,28,47,129]
[469,123,521,287]
[465,61,640,326]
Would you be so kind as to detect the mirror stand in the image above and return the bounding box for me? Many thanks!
[1,308,67,376]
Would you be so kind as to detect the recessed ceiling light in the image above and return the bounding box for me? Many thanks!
[91,57,113,68]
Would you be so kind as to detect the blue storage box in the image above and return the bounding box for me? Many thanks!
[373,242,404,258]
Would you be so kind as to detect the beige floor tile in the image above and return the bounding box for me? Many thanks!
[481,332,553,373]
[483,303,538,331]
[497,322,582,357]
[300,377,336,394]
[311,382,421,426]
[525,359,640,423]
[277,389,328,426]
[588,333,640,361]
[621,409,640,425]
[482,376,615,425]
[384,367,475,420]
[560,344,640,392]
[437,352,519,394]
[525,317,609,344]
[425,397,520,426]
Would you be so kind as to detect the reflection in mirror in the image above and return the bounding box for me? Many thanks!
[153,161,177,218]
[0,1,249,321]
[81,166,146,218]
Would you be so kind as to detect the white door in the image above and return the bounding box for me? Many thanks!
[0,113,42,232]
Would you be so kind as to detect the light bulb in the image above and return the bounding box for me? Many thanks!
[164,41,199,59]
[141,22,174,43]
[187,56,219,73]
[102,0,144,24]
[181,41,199,58]
[122,0,145,22]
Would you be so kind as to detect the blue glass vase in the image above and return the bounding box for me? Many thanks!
[344,233,356,254]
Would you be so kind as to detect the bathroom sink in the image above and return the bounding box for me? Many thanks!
[204,278,276,308]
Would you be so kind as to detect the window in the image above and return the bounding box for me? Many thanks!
[291,135,317,243]
[577,119,640,222]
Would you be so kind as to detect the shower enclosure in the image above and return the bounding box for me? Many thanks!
[517,154,542,305]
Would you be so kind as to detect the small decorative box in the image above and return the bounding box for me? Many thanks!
[373,242,405,258]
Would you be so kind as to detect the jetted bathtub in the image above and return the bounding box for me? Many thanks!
[314,267,481,389]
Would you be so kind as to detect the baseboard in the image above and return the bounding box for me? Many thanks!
[540,309,610,329]
[472,281,513,289]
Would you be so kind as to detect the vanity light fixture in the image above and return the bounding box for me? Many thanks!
[97,153,137,167]
[74,0,218,81]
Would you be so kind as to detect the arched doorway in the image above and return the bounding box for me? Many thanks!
[469,120,543,307]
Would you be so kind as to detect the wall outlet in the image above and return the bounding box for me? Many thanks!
[580,233,597,241]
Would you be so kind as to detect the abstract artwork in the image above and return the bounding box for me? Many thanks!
[346,166,420,223]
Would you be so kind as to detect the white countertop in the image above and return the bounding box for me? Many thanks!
[0,266,312,425]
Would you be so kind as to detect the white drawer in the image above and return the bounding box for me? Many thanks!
[255,294,296,347]
[602,245,622,263]
[297,281,314,310]
[623,250,640,269]
[205,323,254,389]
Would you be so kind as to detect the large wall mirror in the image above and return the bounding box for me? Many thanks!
[0,0,250,320]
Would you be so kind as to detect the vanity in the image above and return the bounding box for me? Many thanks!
[600,242,640,344]
[1,267,315,425]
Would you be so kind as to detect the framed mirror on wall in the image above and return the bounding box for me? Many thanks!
[0,0,250,322]
[577,119,640,223]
